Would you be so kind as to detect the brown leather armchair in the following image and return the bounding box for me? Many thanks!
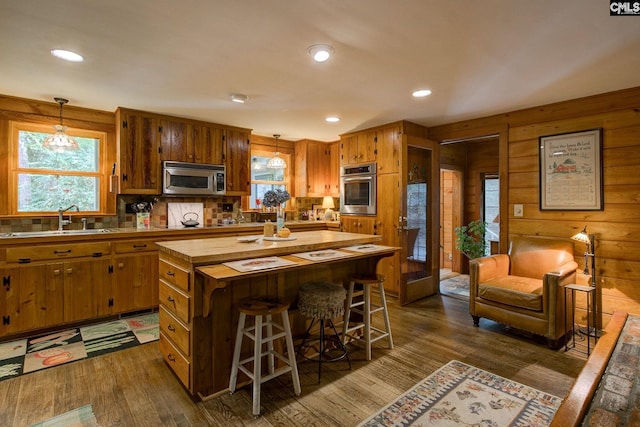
[469,236,577,347]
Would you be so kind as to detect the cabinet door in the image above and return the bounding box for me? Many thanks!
[0,267,21,337]
[341,135,358,165]
[341,216,376,234]
[0,265,63,336]
[377,126,401,174]
[327,142,340,197]
[117,109,161,194]
[223,129,250,195]
[63,259,111,322]
[307,141,329,196]
[113,253,159,314]
[358,131,377,163]
[191,125,224,164]
[376,173,401,294]
[159,119,189,162]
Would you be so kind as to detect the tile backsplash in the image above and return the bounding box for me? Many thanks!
[0,195,340,233]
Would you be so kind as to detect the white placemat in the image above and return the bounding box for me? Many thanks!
[291,249,353,261]
[223,256,298,272]
[343,244,393,253]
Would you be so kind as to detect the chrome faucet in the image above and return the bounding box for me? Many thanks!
[58,204,79,231]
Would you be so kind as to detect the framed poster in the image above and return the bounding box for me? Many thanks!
[539,128,603,210]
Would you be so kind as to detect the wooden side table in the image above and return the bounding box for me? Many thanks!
[564,284,596,355]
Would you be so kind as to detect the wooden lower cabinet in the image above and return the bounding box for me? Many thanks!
[63,259,112,322]
[0,240,160,339]
[0,265,63,336]
[113,252,159,313]
[340,216,377,234]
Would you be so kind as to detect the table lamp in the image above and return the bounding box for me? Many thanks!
[571,226,599,336]
[322,196,336,220]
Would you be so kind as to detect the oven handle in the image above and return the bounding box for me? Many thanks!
[342,176,373,182]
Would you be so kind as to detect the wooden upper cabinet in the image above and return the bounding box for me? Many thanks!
[295,140,339,197]
[376,126,401,174]
[191,125,224,165]
[116,108,161,194]
[328,141,340,197]
[223,129,251,195]
[159,119,188,162]
[340,131,376,165]
[160,121,225,165]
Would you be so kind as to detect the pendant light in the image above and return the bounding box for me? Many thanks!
[266,134,287,169]
[43,98,79,152]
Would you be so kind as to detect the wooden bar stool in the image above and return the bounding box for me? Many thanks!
[229,297,301,417]
[342,273,394,361]
[297,282,351,383]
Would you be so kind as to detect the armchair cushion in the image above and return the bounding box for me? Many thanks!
[479,276,542,311]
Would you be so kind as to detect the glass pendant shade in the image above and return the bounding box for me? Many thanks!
[267,134,286,169]
[266,153,286,169]
[43,124,79,152]
[43,98,79,152]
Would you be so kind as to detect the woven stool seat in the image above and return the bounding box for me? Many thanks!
[297,281,350,383]
[299,282,346,319]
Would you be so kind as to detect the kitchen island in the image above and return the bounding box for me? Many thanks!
[155,230,397,398]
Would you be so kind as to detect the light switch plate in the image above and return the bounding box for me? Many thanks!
[514,204,523,217]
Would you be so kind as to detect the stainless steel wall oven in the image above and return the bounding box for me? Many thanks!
[340,162,376,216]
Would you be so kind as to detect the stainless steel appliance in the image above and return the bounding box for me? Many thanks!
[340,162,376,215]
[162,161,226,196]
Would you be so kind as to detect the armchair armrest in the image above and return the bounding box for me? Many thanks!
[470,254,510,284]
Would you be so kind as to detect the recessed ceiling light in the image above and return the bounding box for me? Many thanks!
[325,116,340,123]
[412,89,432,98]
[50,49,84,62]
[231,94,249,103]
[307,44,334,63]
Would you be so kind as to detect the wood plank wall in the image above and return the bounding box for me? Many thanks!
[428,86,640,329]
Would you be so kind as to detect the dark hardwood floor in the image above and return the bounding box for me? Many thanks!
[0,294,587,426]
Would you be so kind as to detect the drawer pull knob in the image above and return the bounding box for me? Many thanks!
[167,296,175,303]
[166,271,175,277]
[167,354,176,362]
[54,249,72,255]
[133,244,147,249]
[168,325,176,332]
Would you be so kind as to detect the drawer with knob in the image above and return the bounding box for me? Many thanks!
[159,331,190,389]
[159,279,190,323]
[159,306,190,356]
[159,258,190,291]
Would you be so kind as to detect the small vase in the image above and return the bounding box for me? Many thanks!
[276,204,285,234]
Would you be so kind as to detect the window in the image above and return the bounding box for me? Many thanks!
[482,174,500,255]
[10,122,107,214]
[249,150,291,209]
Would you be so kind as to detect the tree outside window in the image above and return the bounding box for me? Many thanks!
[11,122,105,213]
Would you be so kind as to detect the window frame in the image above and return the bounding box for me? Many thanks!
[245,148,292,211]
[8,121,109,216]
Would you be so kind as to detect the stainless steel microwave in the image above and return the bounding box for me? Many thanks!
[162,161,226,196]
[340,162,376,216]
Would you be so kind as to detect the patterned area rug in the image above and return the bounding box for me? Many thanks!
[582,314,640,425]
[440,274,470,299]
[0,312,158,382]
[358,360,561,426]
[30,404,100,427]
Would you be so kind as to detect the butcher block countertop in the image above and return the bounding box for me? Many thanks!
[155,230,381,265]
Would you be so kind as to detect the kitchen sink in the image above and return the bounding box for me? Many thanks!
[0,229,113,238]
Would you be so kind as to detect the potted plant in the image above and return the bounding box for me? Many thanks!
[454,219,487,259]
[262,189,290,234]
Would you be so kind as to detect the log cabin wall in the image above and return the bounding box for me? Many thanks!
[428,86,640,328]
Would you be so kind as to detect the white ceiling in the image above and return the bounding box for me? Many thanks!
[1,1,639,142]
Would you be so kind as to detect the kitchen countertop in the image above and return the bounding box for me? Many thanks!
[0,220,339,245]
[156,230,381,265]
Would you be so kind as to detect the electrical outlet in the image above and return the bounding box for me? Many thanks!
[514,204,523,217]
[448,253,453,260]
